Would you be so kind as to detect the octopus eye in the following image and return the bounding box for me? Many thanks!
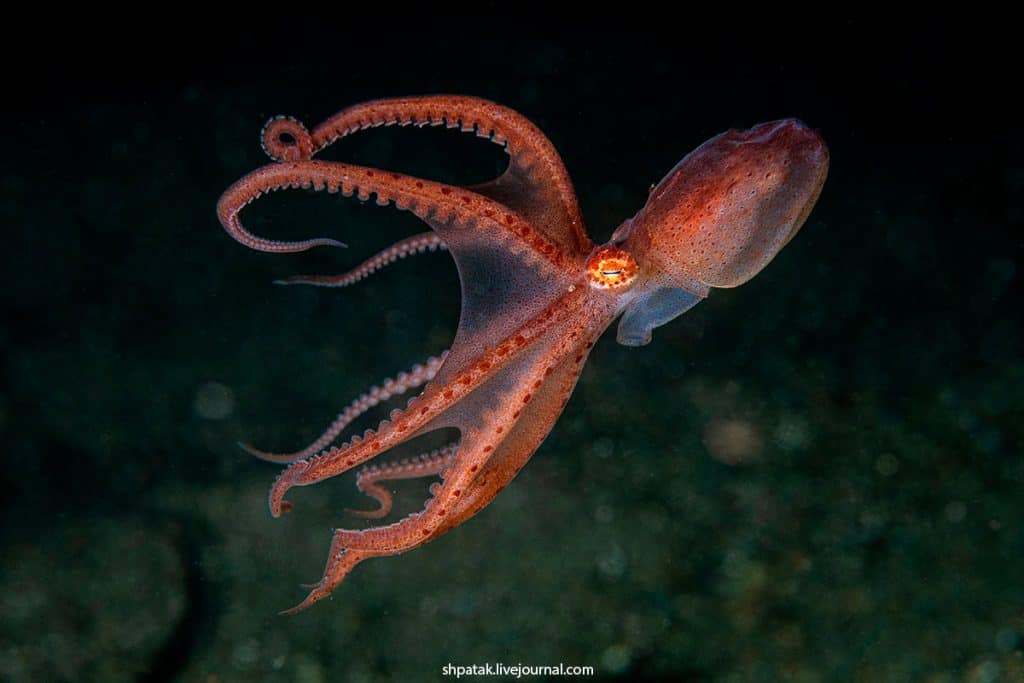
[586,245,638,290]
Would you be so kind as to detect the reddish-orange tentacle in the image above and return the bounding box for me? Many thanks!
[327,315,595,555]
[274,232,447,288]
[240,352,447,464]
[216,160,574,271]
[278,541,370,615]
[261,116,315,162]
[430,334,601,539]
[215,161,345,253]
[268,284,586,518]
[347,443,458,519]
[281,313,601,612]
[256,95,590,254]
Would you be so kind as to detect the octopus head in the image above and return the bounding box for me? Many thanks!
[611,119,829,346]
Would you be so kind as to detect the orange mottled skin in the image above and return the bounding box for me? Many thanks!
[217,95,828,613]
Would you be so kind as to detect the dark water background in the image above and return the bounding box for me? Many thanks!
[2,16,1021,682]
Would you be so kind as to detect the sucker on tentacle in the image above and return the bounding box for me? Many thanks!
[240,352,448,464]
[348,443,459,519]
[274,232,447,288]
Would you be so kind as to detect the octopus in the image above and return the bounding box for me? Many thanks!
[217,95,828,613]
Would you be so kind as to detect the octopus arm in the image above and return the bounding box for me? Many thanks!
[282,308,603,613]
[616,286,703,347]
[260,95,590,255]
[240,352,447,464]
[348,443,459,519]
[267,286,588,517]
[273,232,446,288]
[429,330,600,538]
[217,158,581,383]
